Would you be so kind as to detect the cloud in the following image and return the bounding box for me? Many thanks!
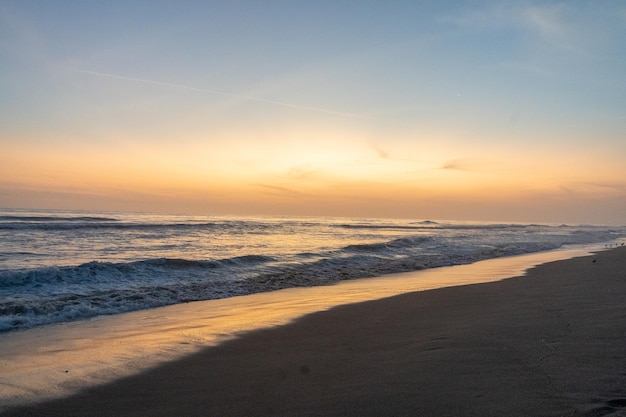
[287,164,319,180]
[445,2,604,56]
[70,68,362,118]
[444,2,564,33]
[557,181,626,196]
[373,146,390,159]
[441,3,512,29]
[441,158,486,172]
[369,144,421,164]
[519,4,594,56]
[522,4,567,40]
[252,183,304,198]
[581,181,626,193]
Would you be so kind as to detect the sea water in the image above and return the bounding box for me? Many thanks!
[1,208,624,332]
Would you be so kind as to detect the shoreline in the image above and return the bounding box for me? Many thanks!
[2,245,625,415]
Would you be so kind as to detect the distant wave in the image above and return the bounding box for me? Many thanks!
[0,216,564,232]
[444,224,540,230]
[0,215,119,222]
[0,215,287,232]
[336,224,439,230]
[0,221,253,231]
[335,222,546,231]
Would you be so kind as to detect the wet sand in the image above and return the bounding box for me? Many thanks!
[3,247,626,416]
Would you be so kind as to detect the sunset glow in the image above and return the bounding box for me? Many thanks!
[1,1,625,224]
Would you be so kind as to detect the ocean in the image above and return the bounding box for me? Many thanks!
[1,208,624,333]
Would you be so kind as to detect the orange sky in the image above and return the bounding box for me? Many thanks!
[1,2,625,224]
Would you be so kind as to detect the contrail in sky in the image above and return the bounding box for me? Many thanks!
[72,68,360,118]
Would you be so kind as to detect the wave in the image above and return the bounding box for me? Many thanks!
[0,278,255,332]
[444,224,540,230]
[0,223,622,332]
[343,236,433,253]
[416,220,439,225]
[0,219,280,232]
[0,254,281,331]
[0,222,193,231]
[0,221,219,231]
[0,255,277,288]
[336,224,438,230]
[0,215,119,222]
[139,254,276,269]
[0,238,571,332]
[335,222,547,231]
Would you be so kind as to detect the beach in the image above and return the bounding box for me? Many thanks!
[3,246,626,416]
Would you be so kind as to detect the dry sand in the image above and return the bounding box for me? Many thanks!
[3,247,626,417]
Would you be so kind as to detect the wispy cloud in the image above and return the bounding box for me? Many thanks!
[523,4,567,40]
[287,164,319,180]
[444,2,563,33]
[441,158,485,172]
[519,4,592,56]
[373,146,390,159]
[445,2,601,56]
[581,181,626,192]
[252,183,304,198]
[558,181,626,196]
[70,68,361,118]
[369,144,421,164]
[441,3,513,29]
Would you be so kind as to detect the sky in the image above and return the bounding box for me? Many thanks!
[1,1,625,225]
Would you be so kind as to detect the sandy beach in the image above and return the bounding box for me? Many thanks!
[3,247,626,416]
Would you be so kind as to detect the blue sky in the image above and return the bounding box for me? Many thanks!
[1,1,625,224]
